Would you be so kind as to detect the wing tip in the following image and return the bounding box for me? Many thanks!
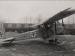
[62,7,71,12]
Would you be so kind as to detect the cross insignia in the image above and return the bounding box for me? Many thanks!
[30,32,36,37]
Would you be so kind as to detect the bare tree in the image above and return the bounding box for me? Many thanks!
[0,16,4,28]
[37,14,42,23]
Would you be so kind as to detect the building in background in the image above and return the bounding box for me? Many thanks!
[3,23,34,33]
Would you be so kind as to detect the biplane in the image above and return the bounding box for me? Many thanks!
[0,7,75,44]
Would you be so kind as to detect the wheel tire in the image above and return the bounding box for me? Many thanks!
[9,41,12,44]
[49,40,55,43]
[55,39,60,44]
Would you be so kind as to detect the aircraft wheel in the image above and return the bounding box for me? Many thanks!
[9,41,13,44]
[48,39,61,44]
[48,40,55,43]
[54,39,60,44]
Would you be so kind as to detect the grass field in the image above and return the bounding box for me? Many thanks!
[0,32,75,56]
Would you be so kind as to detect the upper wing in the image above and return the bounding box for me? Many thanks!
[43,7,75,25]
[30,8,75,27]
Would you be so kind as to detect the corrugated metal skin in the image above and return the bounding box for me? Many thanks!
[16,23,21,28]
[25,24,29,28]
[27,23,33,27]
[12,23,16,28]
[3,23,33,28]
[8,23,12,28]
[21,24,25,28]
[3,23,8,28]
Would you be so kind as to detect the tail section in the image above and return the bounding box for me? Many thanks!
[0,28,5,38]
[0,28,15,44]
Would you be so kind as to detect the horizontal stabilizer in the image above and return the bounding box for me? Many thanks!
[0,37,15,43]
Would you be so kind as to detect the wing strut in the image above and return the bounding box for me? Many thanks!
[62,19,64,26]
[62,19,65,34]
[38,24,54,39]
[55,22,57,35]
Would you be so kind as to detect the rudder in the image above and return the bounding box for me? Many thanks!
[0,28,5,38]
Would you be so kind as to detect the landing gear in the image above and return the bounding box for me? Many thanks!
[9,41,13,44]
[55,39,60,44]
[49,39,60,44]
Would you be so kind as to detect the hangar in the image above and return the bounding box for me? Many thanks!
[0,23,34,33]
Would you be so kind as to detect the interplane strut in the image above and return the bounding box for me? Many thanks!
[38,24,54,39]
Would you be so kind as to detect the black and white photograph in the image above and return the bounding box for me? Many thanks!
[0,0,75,56]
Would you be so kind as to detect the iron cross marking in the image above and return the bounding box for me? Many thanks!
[0,31,3,37]
[30,32,36,37]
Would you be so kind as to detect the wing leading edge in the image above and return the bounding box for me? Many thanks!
[43,7,75,25]
[30,7,75,27]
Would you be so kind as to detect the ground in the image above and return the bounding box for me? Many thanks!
[0,32,75,56]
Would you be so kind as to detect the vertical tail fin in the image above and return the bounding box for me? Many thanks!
[0,28,5,38]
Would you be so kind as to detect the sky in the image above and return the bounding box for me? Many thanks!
[0,1,75,24]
